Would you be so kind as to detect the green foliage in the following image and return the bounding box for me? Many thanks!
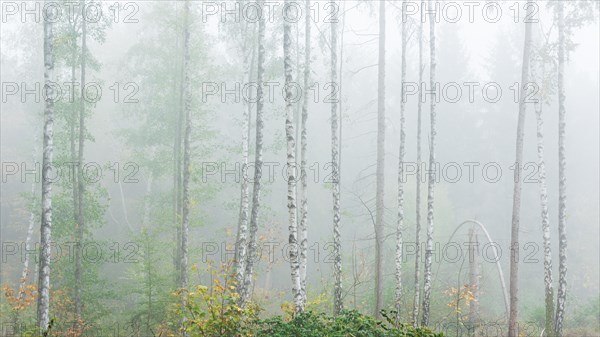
[122,226,178,336]
[176,266,443,337]
[257,310,443,337]
[180,267,260,337]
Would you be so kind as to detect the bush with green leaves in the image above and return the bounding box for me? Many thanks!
[256,310,443,337]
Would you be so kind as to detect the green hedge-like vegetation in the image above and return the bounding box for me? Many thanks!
[256,310,444,337]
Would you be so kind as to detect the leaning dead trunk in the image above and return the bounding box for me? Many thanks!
[421,0,437,327]
[508,4,533,336]
[241,0,266,307]
[18,145,38,302]
[468,227,480,334]
[554,2,567,335]
[37,0,55,329]
[374,0,386,319]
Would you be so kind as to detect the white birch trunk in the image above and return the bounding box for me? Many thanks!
[18,145,38,301]
[283,0,302,314]
[537,97,556,337]
[395,0,407,320]
[241,0,266,306]
[37,1,55,329]
[235,15,254,295]
[554,2,567,335]
[298,0,311,308]
[532,61,555,337]
[412,8,424,326]
[421,0,437,326]
[331,0,343,316]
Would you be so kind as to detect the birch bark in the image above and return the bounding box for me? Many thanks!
[421,0,437,326]
[37,1,55,329]
[554,2,567,335]
[241,0,266,307]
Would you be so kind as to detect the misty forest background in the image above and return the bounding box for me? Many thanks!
[1,1,599,336]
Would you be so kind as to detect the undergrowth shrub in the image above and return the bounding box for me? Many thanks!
[257,310,444,337]
[177,264,443,337]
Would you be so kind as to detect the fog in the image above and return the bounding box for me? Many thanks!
[1,1,599,336]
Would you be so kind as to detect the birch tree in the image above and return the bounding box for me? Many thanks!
[283,0,302,314]
[421,0,436,326]
[533,64,555,337]
[395,0,408,320]
[235,1,256,296]
[331,0,343,316]
[37,0,55,329]
[508,3,534,336]
[299,0,311,307]
[554,2,567,335]
[530,31,557,334]
[412,4,424,326]
[18,144,38,304]
[374,0,386,318]
[241,0,266,306]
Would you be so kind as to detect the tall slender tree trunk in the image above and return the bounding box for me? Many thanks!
[298,0,311,308]
[374,0,386,319]
[69,37,80,326]
[554,2,567,335]
[294,12,302,220]
[395,0,407,321]
[534,72,555,337]
[338,0,345,210]
[174,9,184,285]
[235,18,254,295]
[283,0,302,314]
[412,5,424,327]
[37,1,55,329]
[241,0,266,307]
[70,25,78,256]
[508,4,533,336]
[18,145,38,303]
[75,0,87,323]
[331,0,343,317]
[532,59,555,335]
[180,0,191,333]
[421,0,436,326]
